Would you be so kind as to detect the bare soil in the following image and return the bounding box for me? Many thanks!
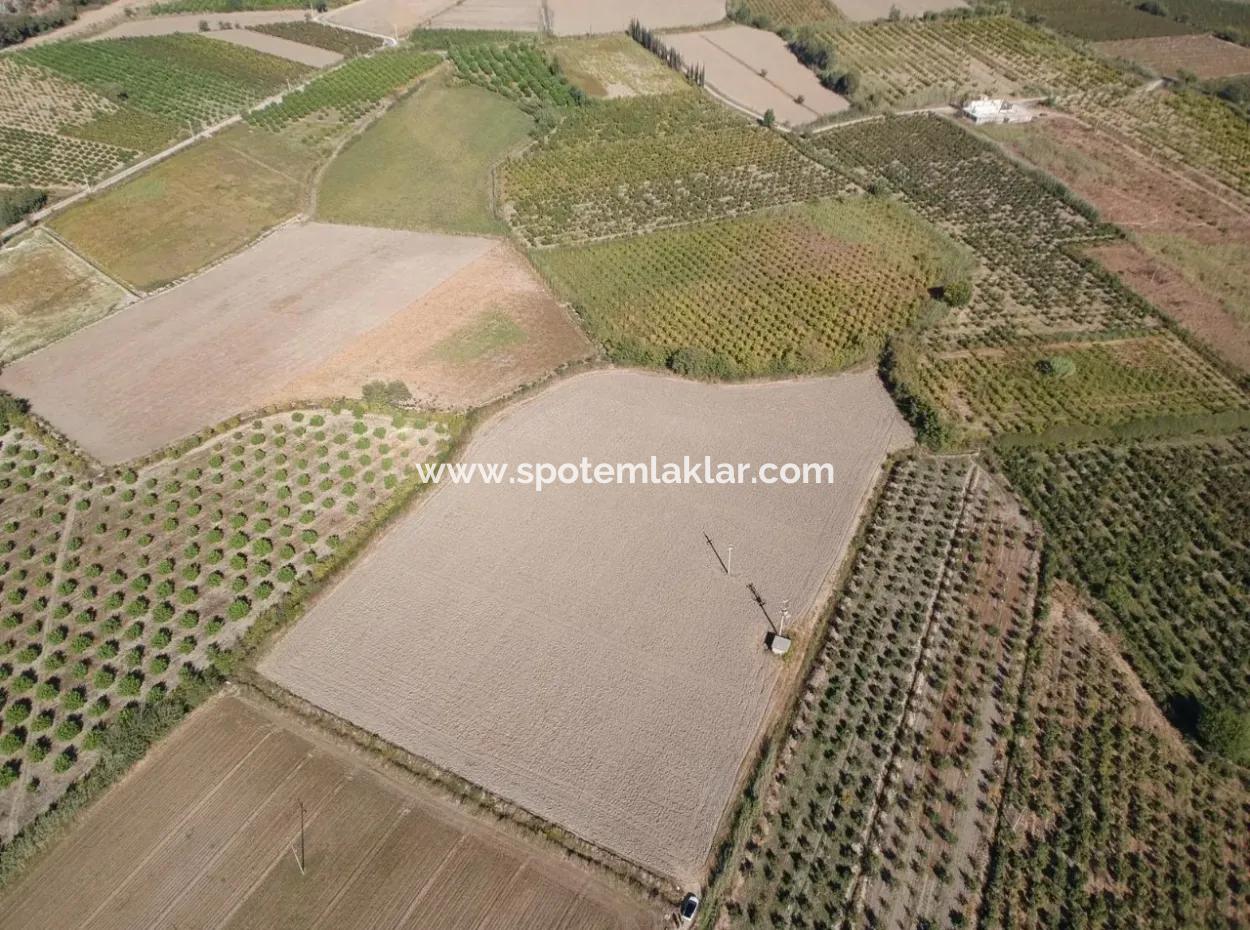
[545,0,725,36]
[666,25,849,125]
[0,222,493,463]
[259,368,912,885]
[326,0,454,37]
[0,691,661,930]
[428,0,542,31]
[207,28,343,67]
[1096,34,1250,79]
[280,242,594,410]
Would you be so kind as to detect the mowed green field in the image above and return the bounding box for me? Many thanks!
[50,127,318,291]
[533,196,971,376]
[316,78,532,235]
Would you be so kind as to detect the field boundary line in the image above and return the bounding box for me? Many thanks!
[39,225,140,298]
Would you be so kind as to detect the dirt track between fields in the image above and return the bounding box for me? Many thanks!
[259,368,912,885]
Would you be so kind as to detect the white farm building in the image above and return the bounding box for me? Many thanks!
[963,98,1036,124]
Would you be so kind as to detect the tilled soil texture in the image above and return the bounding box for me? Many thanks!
[666,25,850,126]
[0,692,662,930]
[0,223,493,463]
[206,29,343,68]
[545,0,726,35]
[260,368,912,884]
[279,242,594,411]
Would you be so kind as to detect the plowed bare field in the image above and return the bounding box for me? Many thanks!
[0,693,659,930]
[666,25,849,125]
[259,369,912,884]
[546,0,725,35]
[0,225,585,463]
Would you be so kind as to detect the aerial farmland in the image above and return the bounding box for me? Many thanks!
[0,2,1247,929]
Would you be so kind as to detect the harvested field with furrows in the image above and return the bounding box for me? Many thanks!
[0,223,493,463]
[205,29,344,67]
[260,369,912,885]
[326,0,455,37]
[1096,33,1250,79]
[665,25,849,125]
[0,230,131,364]
[0,692,662,930]
[428,0,542,31]
[89,10,311,39]
[545,0,726,35]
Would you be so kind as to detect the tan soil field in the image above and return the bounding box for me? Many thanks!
[545,0,725,36]
[428,0,542,31]
[552,35,692,98]
[326,0,454,37]
[666,25,849,125]
[207,27,343,67]
[0,230,131,363]
[1096,34,1250,79]
[0,223,494,463]
[833,0,965,20]
[89,9,310,39]
[259,368,912,884]
[0,692,660,930]
[281,241,594,409]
